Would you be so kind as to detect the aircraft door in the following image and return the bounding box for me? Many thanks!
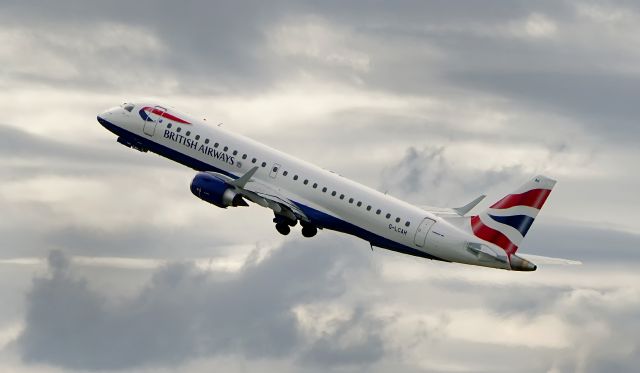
[414,217,436,247]
[143,106,166,137]
[269,163,281,178]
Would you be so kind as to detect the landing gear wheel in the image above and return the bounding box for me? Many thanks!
[276,223,291,236]
[301,225,317,238]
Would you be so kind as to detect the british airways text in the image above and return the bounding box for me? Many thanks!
[164,129,235,165]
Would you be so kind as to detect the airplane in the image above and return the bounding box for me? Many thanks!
[97,102,577,272]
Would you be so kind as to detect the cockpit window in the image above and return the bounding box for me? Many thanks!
[123,104,135,112]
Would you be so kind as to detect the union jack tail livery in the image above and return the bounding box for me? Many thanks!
[471,175,556,256]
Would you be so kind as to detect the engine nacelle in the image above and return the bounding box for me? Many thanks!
[190,172,247,208]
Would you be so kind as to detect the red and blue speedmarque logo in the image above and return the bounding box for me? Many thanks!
[139,106,191,124]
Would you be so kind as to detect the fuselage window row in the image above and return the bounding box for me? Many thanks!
[173,128,413,229]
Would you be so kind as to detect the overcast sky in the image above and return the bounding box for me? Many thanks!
[1,1,640,372]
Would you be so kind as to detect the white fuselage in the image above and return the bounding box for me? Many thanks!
[98,103,509,269]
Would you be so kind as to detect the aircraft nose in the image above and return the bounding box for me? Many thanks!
[97,107,116,127]
[97,113,113,128]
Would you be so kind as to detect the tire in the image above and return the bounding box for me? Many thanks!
[275,223,290,236]
[301,225,317,238]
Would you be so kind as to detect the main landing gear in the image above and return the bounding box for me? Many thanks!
[275,222,291,235]
[273,215,317,237]
[301,223,317,238]
[274,215,295,236]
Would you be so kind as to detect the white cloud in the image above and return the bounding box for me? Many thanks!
[0,22,164,83]
[522,13,558,38]
[268,16,371,72]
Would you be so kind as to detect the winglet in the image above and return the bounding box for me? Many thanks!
[453,195,486,216]
[229,166,259,188]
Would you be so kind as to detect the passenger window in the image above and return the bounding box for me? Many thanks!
[357,201,362,207]
[177,127,182,133]
[214,143,219,148]
[376,209,381,215]
[233,150,238,155]
[339,194,345,200]
[367,205,372,211]
[273,166,278,172]
[283,171,288,176]
[223,146,228,151]
[261,162,267,167]
[205,139,209,144]
[195,135,200,140]
[405,221,410,227]
[348,198,354,203]
[186,131,191,136]
[312,183,317,188]
[322,187,327,192]
[242,154,247,159]
[303,179,308,185]
[167,123,172,129]
[386,213,391,219]
[252,158,257,163]
[395,217,400,223]
[293,175,299,180]
[332,191,337,196]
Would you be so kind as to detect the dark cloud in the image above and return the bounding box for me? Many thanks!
[451,71,640,142]
[16,241,384,370]
[0,0,293,93]
[301,306,385,367]
[0,0,575,96]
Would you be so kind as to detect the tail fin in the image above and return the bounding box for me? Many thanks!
[470,175,556,256]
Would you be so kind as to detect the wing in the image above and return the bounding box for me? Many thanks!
[420,195,486,217]
[205,167,308,223]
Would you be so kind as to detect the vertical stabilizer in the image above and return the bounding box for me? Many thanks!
[471,175,556,256]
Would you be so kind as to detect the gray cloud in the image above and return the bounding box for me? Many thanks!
[380,146,526,205]
[16,243,384,370]
[300,306,385,367]
[452,71,640,142]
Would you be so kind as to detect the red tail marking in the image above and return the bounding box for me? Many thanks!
[490,188,551,210]
[471,216,518,255]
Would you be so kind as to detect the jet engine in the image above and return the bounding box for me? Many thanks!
[190,172,248,208]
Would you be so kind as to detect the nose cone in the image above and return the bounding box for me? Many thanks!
[97,106,123,131]
[97,114,109,127]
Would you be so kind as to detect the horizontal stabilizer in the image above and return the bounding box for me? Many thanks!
[518,253,582,266]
